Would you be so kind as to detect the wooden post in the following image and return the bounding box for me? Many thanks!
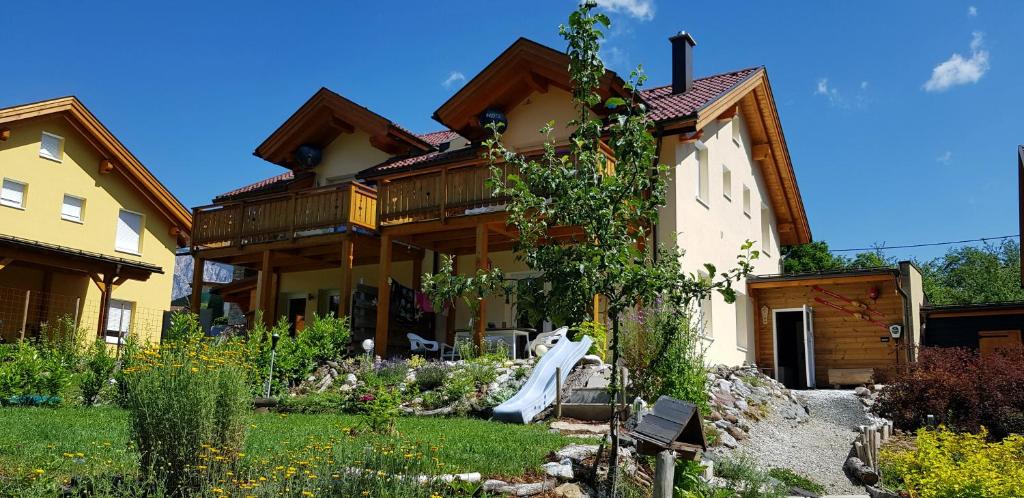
[257,251,274,327]
[96,273,114,340]
[19,290,30,340]
[339,236,354,317]
[411,251,423,294]
[653,450,676,498]
[190,254,205,312]
[73,297,81,328]
[474,224,489,350]
[375,234,393,357]
[445,255,459,345]
[555,366,563,419]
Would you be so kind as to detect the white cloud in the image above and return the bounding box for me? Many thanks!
[937,151,952,164]
[815,78,871,109]
[860,81,869,90]
[595,0,655,20]
[923,32,989,92]
[967,5,977,17]
[815,78,843,106]
[442,71,465,89]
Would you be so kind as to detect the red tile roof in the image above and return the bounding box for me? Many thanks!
[418,130,462,146]
[215,171,295,201]
[640,67,761,122]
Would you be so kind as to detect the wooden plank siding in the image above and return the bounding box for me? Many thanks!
[751,278,905,384]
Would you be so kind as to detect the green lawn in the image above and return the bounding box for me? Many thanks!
[0,407,573,480]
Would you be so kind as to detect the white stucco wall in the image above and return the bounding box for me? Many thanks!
[657,113,780,366]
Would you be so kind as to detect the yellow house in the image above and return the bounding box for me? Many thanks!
[0,97,191,345]
[193,36,810,361]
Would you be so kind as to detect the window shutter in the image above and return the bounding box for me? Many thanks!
[1,180,25,207]
[62,195,83,221]
[116,210,143,253]
[40,133,63,161]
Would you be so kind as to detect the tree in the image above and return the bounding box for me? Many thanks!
[471,3,754,492]
[919,239,1024,305]
[782,241,893,273]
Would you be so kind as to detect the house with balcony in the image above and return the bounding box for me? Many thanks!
[0,97,191,344]
[191,34,810,363]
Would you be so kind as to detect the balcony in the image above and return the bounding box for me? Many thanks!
[377,162,519,226]
[192,182,377,249]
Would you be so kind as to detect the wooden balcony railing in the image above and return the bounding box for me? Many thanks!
[192,182,377,248]
[378,163,519,225]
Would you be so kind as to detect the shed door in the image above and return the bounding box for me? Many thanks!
[979,330,1022,357]
[802,305,816,388]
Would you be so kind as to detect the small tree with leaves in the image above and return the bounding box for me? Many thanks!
[425,3,756,493]
[421,255,507,352]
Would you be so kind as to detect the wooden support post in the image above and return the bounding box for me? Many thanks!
[555,366,563,419]
[474,224,489,350]
[190,254,205,312]
[445,255,458,344]
[257,251,274,327]
[411,251,423,294]
[339,236,354,317]
[73,297,81,329]
[19,290,30,340]
[375,234,393,357]
[95,273,114,340]
[653,450,676,498]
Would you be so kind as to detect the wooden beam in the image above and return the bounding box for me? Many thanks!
[96,273,114,340]
[257,251,274,327]
[751,144,770,161]
[747,273,894,290]
[190,255,204,312]
[474,224,489,350]
[339,236,354,318]
[716,106,739,121]
[375,234,393,356]
[0,258,12,271]
[0,128,10,141]
[99,159,114,174]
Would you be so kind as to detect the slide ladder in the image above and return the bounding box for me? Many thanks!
[492,329,593,424]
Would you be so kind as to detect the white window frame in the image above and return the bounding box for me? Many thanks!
[39,131,65,162]
[61,194,85,223]
[1,178,27,209]
[697,270,713,340]
[694,141,710,207]
[731,116,741,145]
[742,185,752,218]
[115,208,144,256]
[105,299,134,345]
[761,203,772,256]
[735,292,749,352]
[722,165,732,202]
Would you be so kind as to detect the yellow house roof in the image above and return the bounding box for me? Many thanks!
[0,96,192,240]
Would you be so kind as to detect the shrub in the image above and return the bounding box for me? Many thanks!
[0,341,71,402]
[79,339,115,406]
[362,359,409,388]
[713,453,787,498]
[880,426,1024,497]
[414,363,447,392]
[874,346,1024,439]
[246,314,353,395]
[277,391,345,414]
[119,339,252,494]
[38,314,85,367]
[621,300,709,411]
[573,320,607,361]
[299,312,352,363]
[767,468,824,495]
[355,386,402,434]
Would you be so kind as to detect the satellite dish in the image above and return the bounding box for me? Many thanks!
[293,144,322,169]
[478,108,508,132]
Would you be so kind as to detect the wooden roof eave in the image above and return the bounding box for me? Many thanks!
[0,98,192,238]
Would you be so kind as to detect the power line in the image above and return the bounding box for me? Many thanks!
[830,234,1020,253]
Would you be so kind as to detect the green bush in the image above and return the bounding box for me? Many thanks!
[277,391,346,414]
[714,454,787,498]
[767,468,825,495]
[79,339,115,406]
[246,313,352,395]
[299,312,351,362]
[573,320,607,361]
[38,314,85,367]
[0,341,71,402]
[119,339,251,494]
[621,301,709,411]
[414,363,448,391]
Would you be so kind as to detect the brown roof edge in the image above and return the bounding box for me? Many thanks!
[0,233,163,274]
[748,267,899,289]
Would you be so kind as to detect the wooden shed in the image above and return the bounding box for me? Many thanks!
[922,302,1024,356]
[747,262,923,388]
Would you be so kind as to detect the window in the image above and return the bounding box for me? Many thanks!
[722,166,732,201]
[735,292,749,351]
[116,209,143,254]
[39,132,64,162]
[742,185,751,217]
[1,179,26,209]
[695,141,709,206]
[61,194,84,223]
[731,116,741,145]
[698,270,713,338]
[105,299,134,344]
[761,203,772,255]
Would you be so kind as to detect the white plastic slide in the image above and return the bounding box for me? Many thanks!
[492,327,593,424]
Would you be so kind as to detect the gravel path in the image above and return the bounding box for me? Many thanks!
[738,389,875,495]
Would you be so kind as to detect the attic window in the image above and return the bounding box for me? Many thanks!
[1,178,27,209]
[731,116,741,145]
[40,132,64,162]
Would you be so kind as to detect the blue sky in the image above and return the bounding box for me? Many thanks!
[2,1,1020,260]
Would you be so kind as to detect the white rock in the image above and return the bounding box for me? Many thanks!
[555,444,600,463]
[579,354,603,365]
[718,430,738,448]
[542,459,574,480]
[344,373,358,386]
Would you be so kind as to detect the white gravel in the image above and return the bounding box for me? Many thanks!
[736,389,876,495]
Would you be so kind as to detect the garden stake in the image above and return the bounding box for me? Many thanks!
[264,333,280,397]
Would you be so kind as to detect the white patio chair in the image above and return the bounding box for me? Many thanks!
[407,333,457,360]
[529,326,569,357]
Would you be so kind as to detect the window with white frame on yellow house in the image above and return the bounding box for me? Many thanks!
[106,299,134,344]
[116,209,143,255]
[39,131,64,162]
[1,178,27,209]
[61,194,85,223]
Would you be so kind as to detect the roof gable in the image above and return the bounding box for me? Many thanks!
[432,37,630,141]
[0,97,191,239]
[254,88,433,170]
